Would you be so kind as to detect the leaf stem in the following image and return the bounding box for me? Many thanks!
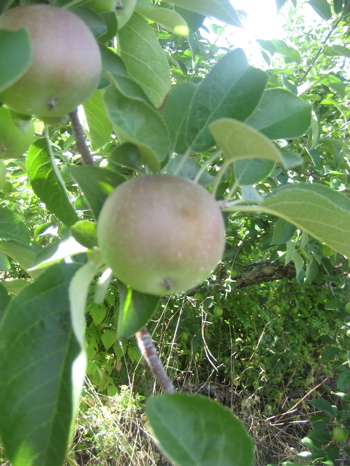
[69,108,95,166]
[135,327,175,394]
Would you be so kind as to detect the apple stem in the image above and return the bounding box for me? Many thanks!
[69,108,95,166]
[135,327,175,394]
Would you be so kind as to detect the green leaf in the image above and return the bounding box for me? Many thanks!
[246,89,312,139]
[101,329,117,351]
[109,142,146,172]
[309,398,337,417]
[88,302,106,326]
[166,0,242,27]
[117,283,160,339]
[210,119,284,164]
[0,250,10,271]
[71,6,108,38]
[109,74,151,102]
[1,279,29,296]
[117,12,171,107]
[0,206,30,243]
[313,73,346,98]
[235,159,276,185]
[136,6,189,36]
[259,184,350,258]
[160,82,197,154]
[257,39,301,63]
[26,139,78,227]
[187,49,268,152]
[337,371,350,391]
[173,7,204,32]
[333,0,344,13]
[70,166,124,219]
[29,235,87,271]
[71,220,97,249]
[0,282,10,317]
[83,90,112,151]
[0,241,38,271]
[0,263,81,466]
[99,44,127,76]
[323,44,350,58]
[104,85,170,171]
[146,393,254,466]
[271,218,296,245]
[0,29,32,93]
[308,0,332,19]
[0,160,6,191]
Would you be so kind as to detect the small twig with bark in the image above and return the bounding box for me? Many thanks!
[69,107,95,166]
[136,327,175,394]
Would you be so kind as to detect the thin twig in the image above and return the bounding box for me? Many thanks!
[69,108,95,166]
[298,3,350,85]
[135,327,175,394]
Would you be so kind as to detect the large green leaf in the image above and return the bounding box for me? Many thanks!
[136,6,189,36]
[83,90,112,151]
[70,166,124,219]
[146,393,254,466]
[235,159,276,185]
[0,206,31,243]
[0,241,38,271]
[323,44,350,58]
[0,29,32,93]
[246,89,312,139]
[26,139,78,227]
[186,49,268,152]
[308,0,332,19]
[166,0,242,27]
[259,184,350,258]
[104,85,170,171]
[209,119,284,164]
[117,283,160,339]
[257,39,301,63]
[117,13,171,107]
[160,82,197,154]
[0,263,81,466]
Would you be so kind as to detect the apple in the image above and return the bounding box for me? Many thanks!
[0,5,102,118]
[97,175,225,296]
[0,106,34,159]
[213,305,223,317]
[332,427,348,443]
[345,302,350,313]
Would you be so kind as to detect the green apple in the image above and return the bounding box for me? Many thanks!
[332,427,348,443]
[213,305,223,317]
[0,4,102,118]
[345,302,350,313]
[97,175,225,296]
[0,106,34,159]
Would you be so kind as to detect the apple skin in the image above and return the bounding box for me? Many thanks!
[0,5,102,118]
[0,106,34,159]
[97,175,225,296]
